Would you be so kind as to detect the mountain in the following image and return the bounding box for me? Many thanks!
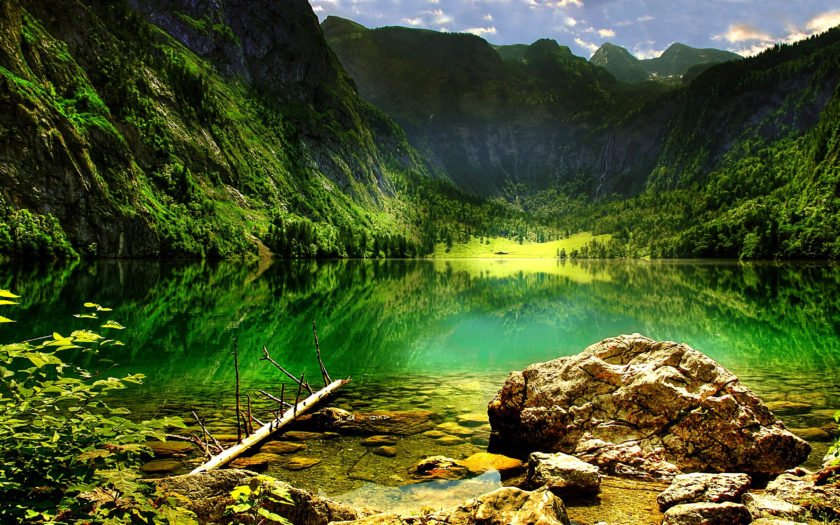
[650,43,741,78]
[569,29,840,258]
[0,0,432,258]
[591,42,741,82]
[590,43,649,83]
[322,16,671,197]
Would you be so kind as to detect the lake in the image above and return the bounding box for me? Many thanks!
[2,258,838,513]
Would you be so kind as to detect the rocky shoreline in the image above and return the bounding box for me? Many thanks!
[150,335,839,524]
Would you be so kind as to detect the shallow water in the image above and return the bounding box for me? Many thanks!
[2,258,839,514]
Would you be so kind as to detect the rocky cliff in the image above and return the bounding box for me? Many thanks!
[0,0,424,258]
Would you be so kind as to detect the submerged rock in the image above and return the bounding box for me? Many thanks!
[229,453,283,471]
[260,441,306,454]
[140,458,183,474]
[461,452,524,476]
[296,407,438,435]
[146,440,193,457]
[156,470,369,525]
[372,446,397,458]
[657,473,751,511]
[526,452,600,494]
[409,456,470,480]
[333,487,570,525]
[361,435,398,446]
[280,457,322,471]
[488,334,811,479]
[743,493,807,522]
[661,502,751,525]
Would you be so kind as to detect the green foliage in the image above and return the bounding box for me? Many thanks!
[226,476,293,525]
[829,411,840,468]
[0,295,195,523]
[0,206,77,260]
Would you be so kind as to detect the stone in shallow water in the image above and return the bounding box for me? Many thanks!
[298,407,438,435]
[373,446,397,458]
[461,452,524,476]
[141,459,183,474]
[146,440,193,457]
[229,453,283,470]
[436,422,474,436]
[422,430,447,438]
[488,334,811,479]
[436,435,465,446]
[471,436,490,447]
[743,493,806,521]
[661,502,751,525]
[457,413,488,427]
[260,441,305,454]
[526,452,600,494]
[408,456,469,480]
[283,431,323,441]
[764,401,812,415]
[361,435,398,446]
[657,473,751,511]
[789,427,831,442]
[280,457,322,471]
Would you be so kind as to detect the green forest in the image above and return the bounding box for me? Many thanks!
[0,0,838,263]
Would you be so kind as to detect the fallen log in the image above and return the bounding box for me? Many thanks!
[189,378,350,474]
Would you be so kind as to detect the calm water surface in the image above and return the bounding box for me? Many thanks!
[2,259,839,512]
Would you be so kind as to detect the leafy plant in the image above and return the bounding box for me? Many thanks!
[828,411,840,468]
[226,475,294,525]
[0,293,196,523]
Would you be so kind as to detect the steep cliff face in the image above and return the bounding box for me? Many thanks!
[322,17,670,197]
[0,0,424,258]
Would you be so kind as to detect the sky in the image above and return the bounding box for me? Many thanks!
[310,0,840,59]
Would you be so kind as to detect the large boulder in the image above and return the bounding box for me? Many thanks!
[333,487,571,525]
[488,335,810,479]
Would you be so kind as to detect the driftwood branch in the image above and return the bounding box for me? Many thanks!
[189,378,350,474]
[258,389,293,409]
[234,338,242,443]
[260,345,314,394]
[313,321,332,386]
[192,410,222,454]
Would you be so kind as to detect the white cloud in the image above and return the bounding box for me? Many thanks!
[598,28,615,38]
[637,15,653,23]
[429,8,452,25]
[312,5,324,12]
[564,16,577,27]
[483,13,494,21]
[556,0,583,6]
[402,17,423,26]
[714,23,772,43]
[463,26,498,36]
[574,37,599,54]
[806,10,840,33]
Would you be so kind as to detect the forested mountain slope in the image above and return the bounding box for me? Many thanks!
[322,16,673,197]
[569,30,840,258]
[0,0,430,258]
[590,42,741,83]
